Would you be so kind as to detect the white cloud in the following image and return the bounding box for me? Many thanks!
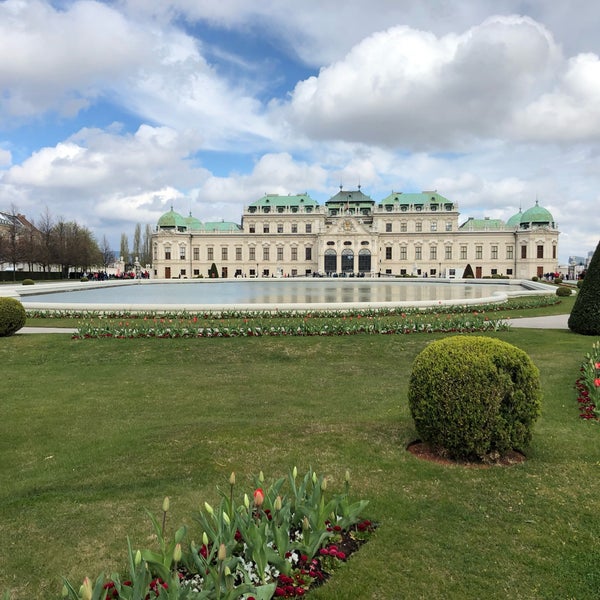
[0,0,151,119]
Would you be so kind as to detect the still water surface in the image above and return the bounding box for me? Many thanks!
[23,279,528,306]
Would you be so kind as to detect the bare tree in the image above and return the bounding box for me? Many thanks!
[100,235,115,269]
[133,223,142,263]
[120,233,130,267]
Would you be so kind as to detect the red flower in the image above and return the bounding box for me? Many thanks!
[253,488,265,507]
[594,378,600,387]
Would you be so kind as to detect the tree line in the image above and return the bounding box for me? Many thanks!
[0,205,153,277]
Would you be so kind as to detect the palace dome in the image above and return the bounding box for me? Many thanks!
[520,201,555,227]
[157,207,187,230]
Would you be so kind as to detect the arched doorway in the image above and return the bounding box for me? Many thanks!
[324,249,337,274]
[358,248,371,273]
[341,248,354,274]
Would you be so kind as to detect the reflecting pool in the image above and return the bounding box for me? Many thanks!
[17,278,550,311]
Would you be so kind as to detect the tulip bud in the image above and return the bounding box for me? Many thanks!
[134,549,142,567]
[312,471,317,484]
[162,496,170,513]
[173,543,182,563]
[223,511,230,526]
[204,502,214,516]
[218,543,227,561]
[229,472,236,486]
[244,493,250,509]
[202,532,209,546]
[258,470,264,483]
[292,466,298,480]
[302,516,310,531]
[274,495,282,511]
[321,478,327,491]
[81,577,92,600]
[61,584,69,598]
[253,488,265,507]
[345,469,351,483]
[224,566,231,576]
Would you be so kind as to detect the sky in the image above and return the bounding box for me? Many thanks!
[1,0,600,264]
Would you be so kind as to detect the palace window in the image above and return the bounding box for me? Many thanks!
[430,246,437,260]
[385,222,392,232]
[430,222,437,232]
[537,245,544,259]
[221,247,228,261]
[164,246,171,260]
[207,247,214,261]
[415,222,422,232]
[277,247,284,261]
[249,225,255,233]
[491,245,498,260]
[277,224,283,234]
[193,247,199,261]
[179,246,186,260]
[249,247,255,261]
[305,247,312,260]
[445,222,452,231]
[385,247,392,260]
[263,225,269,234]
[445,246,452,260]
[291,224,298,233]
[306,224,312,233]
[291,247,298,261]
[263,247,270,261]
[400,222,407,232]
[476,246,483,260]
[460,245,467,260]
[506,246,514,260]
[236,247,242,261]
[415,247,422,260]
[521,246,527,259]
[400,246,407,260]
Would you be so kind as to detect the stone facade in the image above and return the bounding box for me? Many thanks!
[151,188,559,280]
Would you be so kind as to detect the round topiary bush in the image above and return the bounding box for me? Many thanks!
[556,286,572,297]
[21,279,35,285]
[0,297,27,337]
[408,336,541,461]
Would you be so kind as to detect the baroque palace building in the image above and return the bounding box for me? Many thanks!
[151,187,559,280]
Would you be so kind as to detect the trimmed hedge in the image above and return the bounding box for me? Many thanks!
[0,297,27,337]
[556,286,572,297]
[408,336,541,461]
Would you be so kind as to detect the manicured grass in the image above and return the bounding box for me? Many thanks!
[2,304,599,599]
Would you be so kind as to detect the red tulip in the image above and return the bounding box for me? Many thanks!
[253,488,265,507]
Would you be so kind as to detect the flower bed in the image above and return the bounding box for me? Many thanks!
[72,313,509,339]
[61,468,375,600]
[575,341,600,420]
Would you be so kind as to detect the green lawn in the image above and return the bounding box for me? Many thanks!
[2,300,599,599]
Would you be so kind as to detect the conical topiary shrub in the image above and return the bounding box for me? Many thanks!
[568,240,600,335]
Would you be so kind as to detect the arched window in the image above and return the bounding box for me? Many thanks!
[341,248,354,273]
[358,248,371,273]
[324,248,337,274]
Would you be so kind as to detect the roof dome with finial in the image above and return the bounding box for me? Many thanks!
[185,212,202,231]
[157,206,187,230]
[520,200,555,228]
[506,209,523,228]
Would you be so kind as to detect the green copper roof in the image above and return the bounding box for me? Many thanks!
[459,217,506,231]
[379,191,452,205]
[325,188,374,207]
[249,194,318,208]
[185,213,203,230]
[158,207,187,228]
[201,221,241,232]
[520,201,554,225]
[506,210,523,228]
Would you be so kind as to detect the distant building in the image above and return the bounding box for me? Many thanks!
[151,188,560,280]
